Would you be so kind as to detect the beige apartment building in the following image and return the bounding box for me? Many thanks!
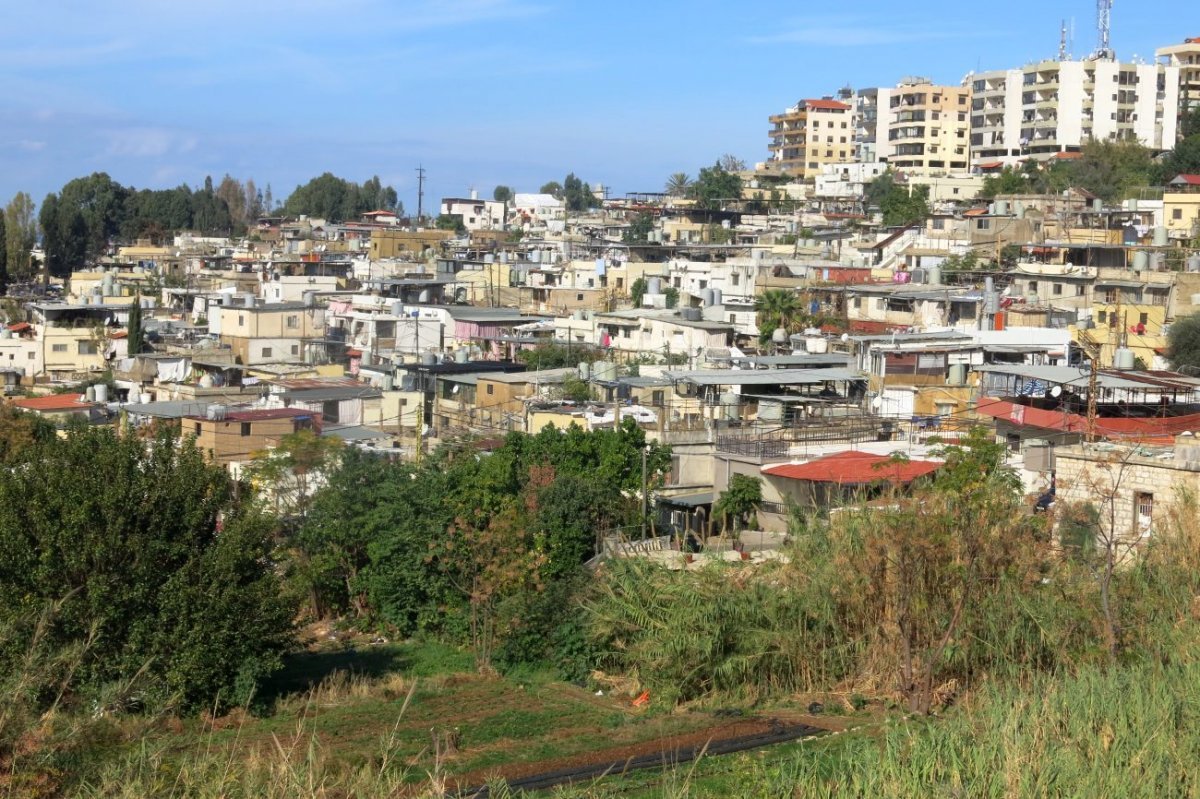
[884,78,972,176]
[768,98,855,179]
[1156,37,1200,133]
[218,301,326,365]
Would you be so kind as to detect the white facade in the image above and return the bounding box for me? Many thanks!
[511,193,566,225]
[439,197,506,231]
[968,59,1181,167]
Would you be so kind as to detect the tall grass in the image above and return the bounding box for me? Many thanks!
[774,661,1200,798]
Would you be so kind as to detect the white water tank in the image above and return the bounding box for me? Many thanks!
[381,374,395,391]
[926,264,942,286]
[1113,348,1136,370]
[1188,255,1200,273]
[1152,226,1169,247]
[647,277,663,295]
[702,288,716,307]
[711,288,722,306]
[805,336,828,354]
[93,384,108,404]
[1132,251,1149,270]
[578,361,591,380]
[198,373,215,389]
[455,349,469,364]
[85,385,96,402]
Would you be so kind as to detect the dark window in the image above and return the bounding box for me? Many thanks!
[240,422,252,436]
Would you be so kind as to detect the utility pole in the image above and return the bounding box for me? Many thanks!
[415,165,426,227]
[640,445,648,540]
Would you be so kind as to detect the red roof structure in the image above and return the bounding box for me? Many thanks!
[975,398,1200,441]
[802,98,851,111]
[763,451,941,485]
[11,394,96,412]
[1169,174,1200,186]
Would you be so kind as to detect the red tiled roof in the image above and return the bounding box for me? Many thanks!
[977,161,1004,169]
[6,322,30,332]
[11,394,95,412]
[763,451,941,485]
[1170,174,1200,186]
[346,349,363,357]
[963,208,989,217]
[802,98,851,111]
[1052,152,1083,160]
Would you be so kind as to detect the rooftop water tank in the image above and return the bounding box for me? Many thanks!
[1188,255,1200,273]
[93,383,108,404]
[1113,348,1136,370]
[455,349,469,364]
[1132,251,1149,271]
[702,288,716,307]
[420,352,437,366]
[85,385,96,402]
[711,288,722,306]
[578,361,591,381]
[926,264,942,286]
[1152,226,1169,247]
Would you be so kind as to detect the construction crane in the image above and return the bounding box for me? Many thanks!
[1095,0,1115,61]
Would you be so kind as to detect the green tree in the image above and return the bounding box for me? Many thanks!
[127,293,144,355]
[1167,313,1200,374]
[0,405,55,464]
[1161,135,1200,180]
[563,173,599,212]
[517,341,599,370]
[664,172,692,198]
[4,192,37,282]
[1071,139,1157,202]
[539,181,563,199]
[493,185,514,203]
[755,288,802,343]
[690,162,743,209]
[556,375,594,402]
[623,212,654,243]
[244,429,345,526]
[629,277,648,307]
[435,213,466,233]
[0,427,292,710]
[713,474,762,534]
[664,286,680,309]
[866,172,930,226]
[979,166,1031,199]
[284,173,397,222]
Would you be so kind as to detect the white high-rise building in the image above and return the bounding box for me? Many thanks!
[1156,37,1200,135]
[966,58,1180,168]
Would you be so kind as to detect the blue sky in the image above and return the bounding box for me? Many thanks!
[0,0,1192,212]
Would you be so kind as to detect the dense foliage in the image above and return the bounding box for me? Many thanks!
[865,171,930,226]
[283,173,399,222]
[1167,313,1200,373]
[689,162,742,209]
[0,427,292,710]
[295,422,671,670]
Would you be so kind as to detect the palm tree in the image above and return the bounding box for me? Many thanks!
[754,289,801,345]
[664,172,693,198]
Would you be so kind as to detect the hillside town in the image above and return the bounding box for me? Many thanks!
[2,32,1199,554]
[9,2,1200,794]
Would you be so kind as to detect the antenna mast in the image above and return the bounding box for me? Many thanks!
[415,165,426,226]
[1059,19,1068,61]
[1096,0,1114,60]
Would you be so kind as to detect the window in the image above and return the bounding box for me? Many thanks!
[290,345,299,355]
[576,293,584,301]
[238,315,245,326]
[486,384,494,395]
[1135,491,1154,534]
[1139,312,1149,325]
[977,220,990,230]
[698,279,708,289]
[1028,281,1038,292]
[935,401,957,417]
[1174,208,1184,220]
[1053,283,1063,295]
[1098,310,1108,323]
[51,343,68,353]
[27,352,34,359]
[731,272,739,286]
[261,347,273,358]
[240,422,252,437]
[77,342,97,355]
[400,398,408,407]
[286,314,299,329]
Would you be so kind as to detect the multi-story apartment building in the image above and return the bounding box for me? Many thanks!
[767,98,855,179]
[1156,37,1200,133]
[967,58,1181,166]
[885,78,972,176]
[847,87,892,163]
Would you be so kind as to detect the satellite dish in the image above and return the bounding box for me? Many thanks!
[841,333,850,343]
[1050,385,1063,398]
[871,396,884,410]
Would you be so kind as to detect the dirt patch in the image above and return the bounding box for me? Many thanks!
[445,714,839,794]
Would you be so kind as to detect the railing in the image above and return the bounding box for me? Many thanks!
[715,418,887,459]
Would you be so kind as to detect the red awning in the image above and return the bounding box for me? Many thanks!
[764,451,941,485]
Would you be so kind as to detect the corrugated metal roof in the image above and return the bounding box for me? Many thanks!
[664,367,864,386]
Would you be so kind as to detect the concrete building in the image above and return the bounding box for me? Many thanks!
[217,300,327,366]
[967,58,1180,167]
[439,195,506,231]
[1156,37,1200,134]
[1164,175,1200,239]
[885,78,972,176]
[768,98,855,179]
